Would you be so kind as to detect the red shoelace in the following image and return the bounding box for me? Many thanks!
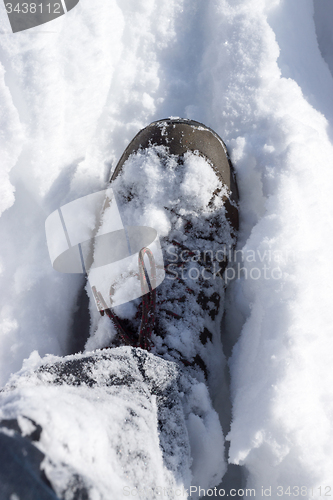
[92,247,156,351]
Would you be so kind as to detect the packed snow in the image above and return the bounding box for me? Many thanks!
[1,0,333,498]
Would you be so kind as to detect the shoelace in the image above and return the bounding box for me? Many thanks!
[92,247,156,351]
[92,241,213,376]
[92,208,225,376]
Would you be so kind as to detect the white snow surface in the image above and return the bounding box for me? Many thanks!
[0,0,333,498]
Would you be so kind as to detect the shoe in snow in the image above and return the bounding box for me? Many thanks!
[90,118,239,388]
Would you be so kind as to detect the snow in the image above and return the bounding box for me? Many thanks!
[0,347,224,499]
[0,0,333,498]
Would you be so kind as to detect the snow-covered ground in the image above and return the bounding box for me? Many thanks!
[1,0,333,498]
